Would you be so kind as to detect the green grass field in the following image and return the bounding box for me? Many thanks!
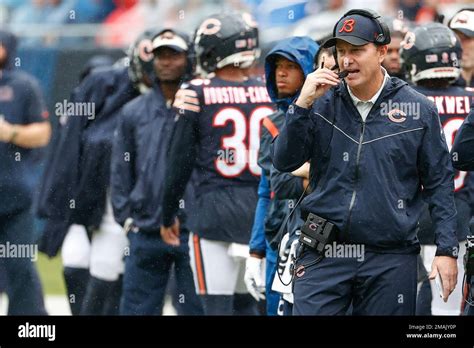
[36,252,67,296]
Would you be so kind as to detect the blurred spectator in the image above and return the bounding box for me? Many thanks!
[0,0,28,23]
[382,16,410,79]
[46,0,76,25]
[97,0,140,47]
[9,0,48,25]
[98,0,247,48]
[9,0,49,45]
[71,0,115,23]
[253,0,308,29]
[292,0,347,42]
[449,8,474,88]
[390,0,457,23]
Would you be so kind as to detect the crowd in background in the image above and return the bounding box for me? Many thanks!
[0,0,471,48]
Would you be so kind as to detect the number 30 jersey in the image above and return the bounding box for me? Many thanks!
[161,76,274,243]
[174,76,273,193]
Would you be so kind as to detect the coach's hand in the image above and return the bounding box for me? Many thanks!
[244,255,266,301]
[295,67,340,109]
[160,218,180,246]
[429,256,458,303]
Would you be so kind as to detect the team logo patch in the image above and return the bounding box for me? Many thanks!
[339,19,355,33]
[387,109,407,123]
[198,18,222,36]
[138,39,153,62]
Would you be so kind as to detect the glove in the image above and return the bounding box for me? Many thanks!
[244,256,266,301]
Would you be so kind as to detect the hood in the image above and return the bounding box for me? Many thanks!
[0,29,17,70]
[265,36,319,112]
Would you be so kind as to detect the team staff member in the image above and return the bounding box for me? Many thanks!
[272,9,458,315]
[0,29,50,315]
[111,29,202,315]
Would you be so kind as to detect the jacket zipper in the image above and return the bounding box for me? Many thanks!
[340,80,393,241]
[343,120,365,241]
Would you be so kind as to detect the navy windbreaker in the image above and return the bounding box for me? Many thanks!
[272,77,458,256]
[111,84,195,232]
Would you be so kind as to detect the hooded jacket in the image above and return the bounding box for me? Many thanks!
[272,77,458,256]
[264,36,318,113]
[249,37,318,254]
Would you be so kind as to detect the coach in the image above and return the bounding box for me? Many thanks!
[272,9,459,315]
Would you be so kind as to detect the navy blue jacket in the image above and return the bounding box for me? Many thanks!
[452,104,474,171]
[0,30,49,216]
[272,77,458,256]
[111,84,195,232]
[38,65,139,257]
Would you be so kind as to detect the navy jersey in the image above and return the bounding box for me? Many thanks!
[414,85,474,242]
[162,76,275,243]
[414,86,474,197]
[177,76,274,194]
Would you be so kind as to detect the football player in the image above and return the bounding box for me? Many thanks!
[401,22,474,315]
[111,28,203,315]
[160,12,274,315]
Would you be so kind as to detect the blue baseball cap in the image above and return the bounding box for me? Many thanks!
[323,13,385,47]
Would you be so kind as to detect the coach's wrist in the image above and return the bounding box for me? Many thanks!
[295,96,313,109]
[435,246,459,259]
